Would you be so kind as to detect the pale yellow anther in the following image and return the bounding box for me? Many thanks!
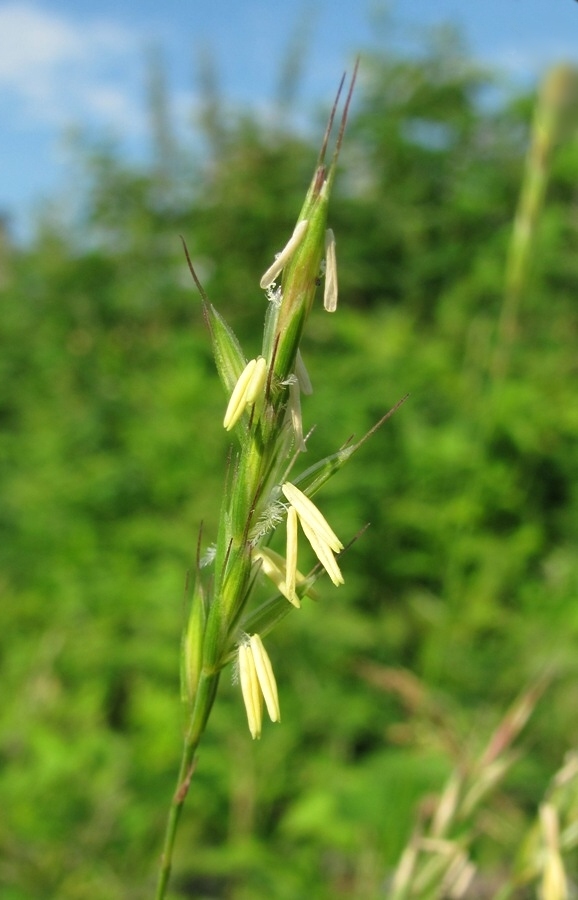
[223,356,267,431]
[281,482,344,553]
[260,219,309,289]
[253,547,301,608]
[249,634,280,724]
[324,228,338,312]
[238,641,262,739]
[245,356,268,404]
[281,482,344,587]
[299,516,344,587]
[285,506,299,602]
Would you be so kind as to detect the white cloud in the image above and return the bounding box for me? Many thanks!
[0,2,144,132]
[0,3,81,74]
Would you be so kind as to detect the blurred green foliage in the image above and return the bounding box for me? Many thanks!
[1,36,578,899]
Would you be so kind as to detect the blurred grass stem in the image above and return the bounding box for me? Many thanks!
[491,65,573,381]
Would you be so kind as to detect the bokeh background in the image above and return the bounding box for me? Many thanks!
[2,2,578,898]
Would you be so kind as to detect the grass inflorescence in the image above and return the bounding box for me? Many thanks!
[154,61,407,899]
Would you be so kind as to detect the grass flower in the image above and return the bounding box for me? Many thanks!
[253,546,320,609]
[281,483,344,586]
[281,481,343,552]
[238,639,262,739]
[253,545,300,608]
[297,517,344,587]
[238,634,280,739]
[223,355,267,430]
[249,634,280,725]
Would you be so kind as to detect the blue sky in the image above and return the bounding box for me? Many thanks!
[1,0,577,239]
